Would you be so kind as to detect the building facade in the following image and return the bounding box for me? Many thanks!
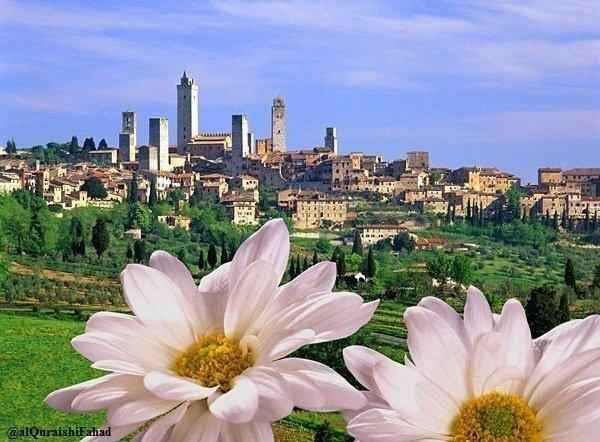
[271,96,286,152]
[119,111,136,163]
[149,117,169,171]
[177,71,199,152]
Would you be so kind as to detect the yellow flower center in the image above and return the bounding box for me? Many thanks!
[451,392,543,442]
[172,332,254,392]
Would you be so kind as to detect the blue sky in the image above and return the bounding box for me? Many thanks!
[1,0,598,183]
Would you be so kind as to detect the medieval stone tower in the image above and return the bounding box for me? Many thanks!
[177,71,199,153]
[119,110,136,162]
[271,96,286,152]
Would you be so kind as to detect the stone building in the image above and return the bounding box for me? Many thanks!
[406,151,429,171]
[271,96,286,152]
[357,224,406,246]
[292,192,348,229]
[119,110,136,163]
[187,133,231,160]
[138,145,158,172]
[255,138,273,157]
[89,149,118,165]
[221,191,258,225]
[324,127,338,155]
[157,215,192,230]
[177,71,199,153]
[538,168,563,186]
[232,114,250,176]
[149,117,170,171]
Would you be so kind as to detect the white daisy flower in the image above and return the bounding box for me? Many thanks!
[46,219,378,441]
[344,286,600,442]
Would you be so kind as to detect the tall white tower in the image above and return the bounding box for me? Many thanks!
[271,96,286,152]
[324,127,338,155]
[119,110,136,162]
[232,114,249,176]
[177,71,199,153]
[149,117,169,171]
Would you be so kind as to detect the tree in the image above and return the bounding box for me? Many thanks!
[392,232,415,253]
[426,252,451,286]
[561,210,568,229]
[126,202,151,231]
[352,230,363,256]
[314,421,335,442]
[552,211,559,230]
[5,138,17,154]
[148,177,158,209]
[303,255,309,271]
[207,244,218,269]
[336,250,346,277]
[564,257,577,290]
[557,291,571,324]
[128,175,139,203]
[220,243,228,264]
[69,136,79,154]
[312,250,319,266]
[91,218,110,258]
[364,247,376,278]
[451,255,473,287]
[198,250,206,270]
[331,246,341,264]
[295,255,302,277]
[505,186,522,221]
[69,217,85,257]
[126,243,133,261]
[177,248,186,265]
[133,239,146,263]
[526,286,560,338]
[585,205,591,233]
[593,263,600,288]
[82,137,96,151]
[98,138,108,149]
[81,177,108,199]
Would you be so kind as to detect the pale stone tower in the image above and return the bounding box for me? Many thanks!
[324,127,338,155]
[119,110,136,162]
[232,114,249,175]
[177,71,199,153]
[149,117,169,171]
[138,145,158,171]
[271,96,286,151]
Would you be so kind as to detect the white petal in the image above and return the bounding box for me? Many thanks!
[348,408,445,442]
[373,356,457,434]
[45,375,120,411]
[418,296,469,349]
[343,345,391,394]
[208,376,259,423]
[144,371,218,401]
[257,328,315,363]
[224,260,279,339]
[121,264,195,350]
[170,401,223,442]
[71,375,146,411]
[198,262,231,294]
[495,299,535,381]
[245,366,293,421]
[272,357,365,412]
[108,395,181,426]
[464,286,493,344]
[470,332,506,397]
[140,402,189,442]
[230,218,289,288]
[404,306,469,403]
[92,359,146,376]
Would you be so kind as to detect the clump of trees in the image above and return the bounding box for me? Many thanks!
[81,177,108,199]
[526,285,570,338]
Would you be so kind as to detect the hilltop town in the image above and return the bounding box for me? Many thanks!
[2,72,599,242]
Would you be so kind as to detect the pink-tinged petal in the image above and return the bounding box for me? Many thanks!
[272,357,365,412]
[348,408,444,442]
[464,286,493,345]
[71,331,174,372]
[108,395,181,426]
[140,402,189,442]
[81,424,141,442]
[495,299,535,379]
[418,296,469,349]
[245,366,293,421]
[121,264,195,350]
[526,315,600,400]
[71,375,146,411]
[198,262,231,294]
[91,360,146,376]
[538,378,600,435]
[224,260,279,339]
[230,218,289,287]
[279,292,378,343]
[342,390,391,423]
[170,401,222,442]
[143,371,219,401]
[470,332,505,397]
[45,375,120,411]
[208,376,259,423]
[343,345,391,394]
[257,328,315,363]
[404,306,469,403]
[373,356,457,434]
[220,421,274,442]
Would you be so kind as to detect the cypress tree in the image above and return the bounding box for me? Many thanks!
[557,291,571,324]
[552,211,559,230]
[69,217,85,257]
[198,250,205,270]
[207,244,218,269]
[312,250,319,266]
[352,229,363,256]
[337,250,346,277]
[451,204,456,223]
[91,218,110,258]
[303,255,309,271]
[585,205,591,233]
[564,257,576,290]
[220,243,228,264]
[365,247,376,278]
[466,199,472,222]
[288,256,296,279]
[526,286,559,338]
[295,255,302,277]
[128,174,138,203]
[133,239,146,263]
[561,210,568,229]
[126,243,133,261]
[148,177,158,209]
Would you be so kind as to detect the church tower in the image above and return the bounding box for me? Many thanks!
[177,71,199,153]
[271,96,286,152]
